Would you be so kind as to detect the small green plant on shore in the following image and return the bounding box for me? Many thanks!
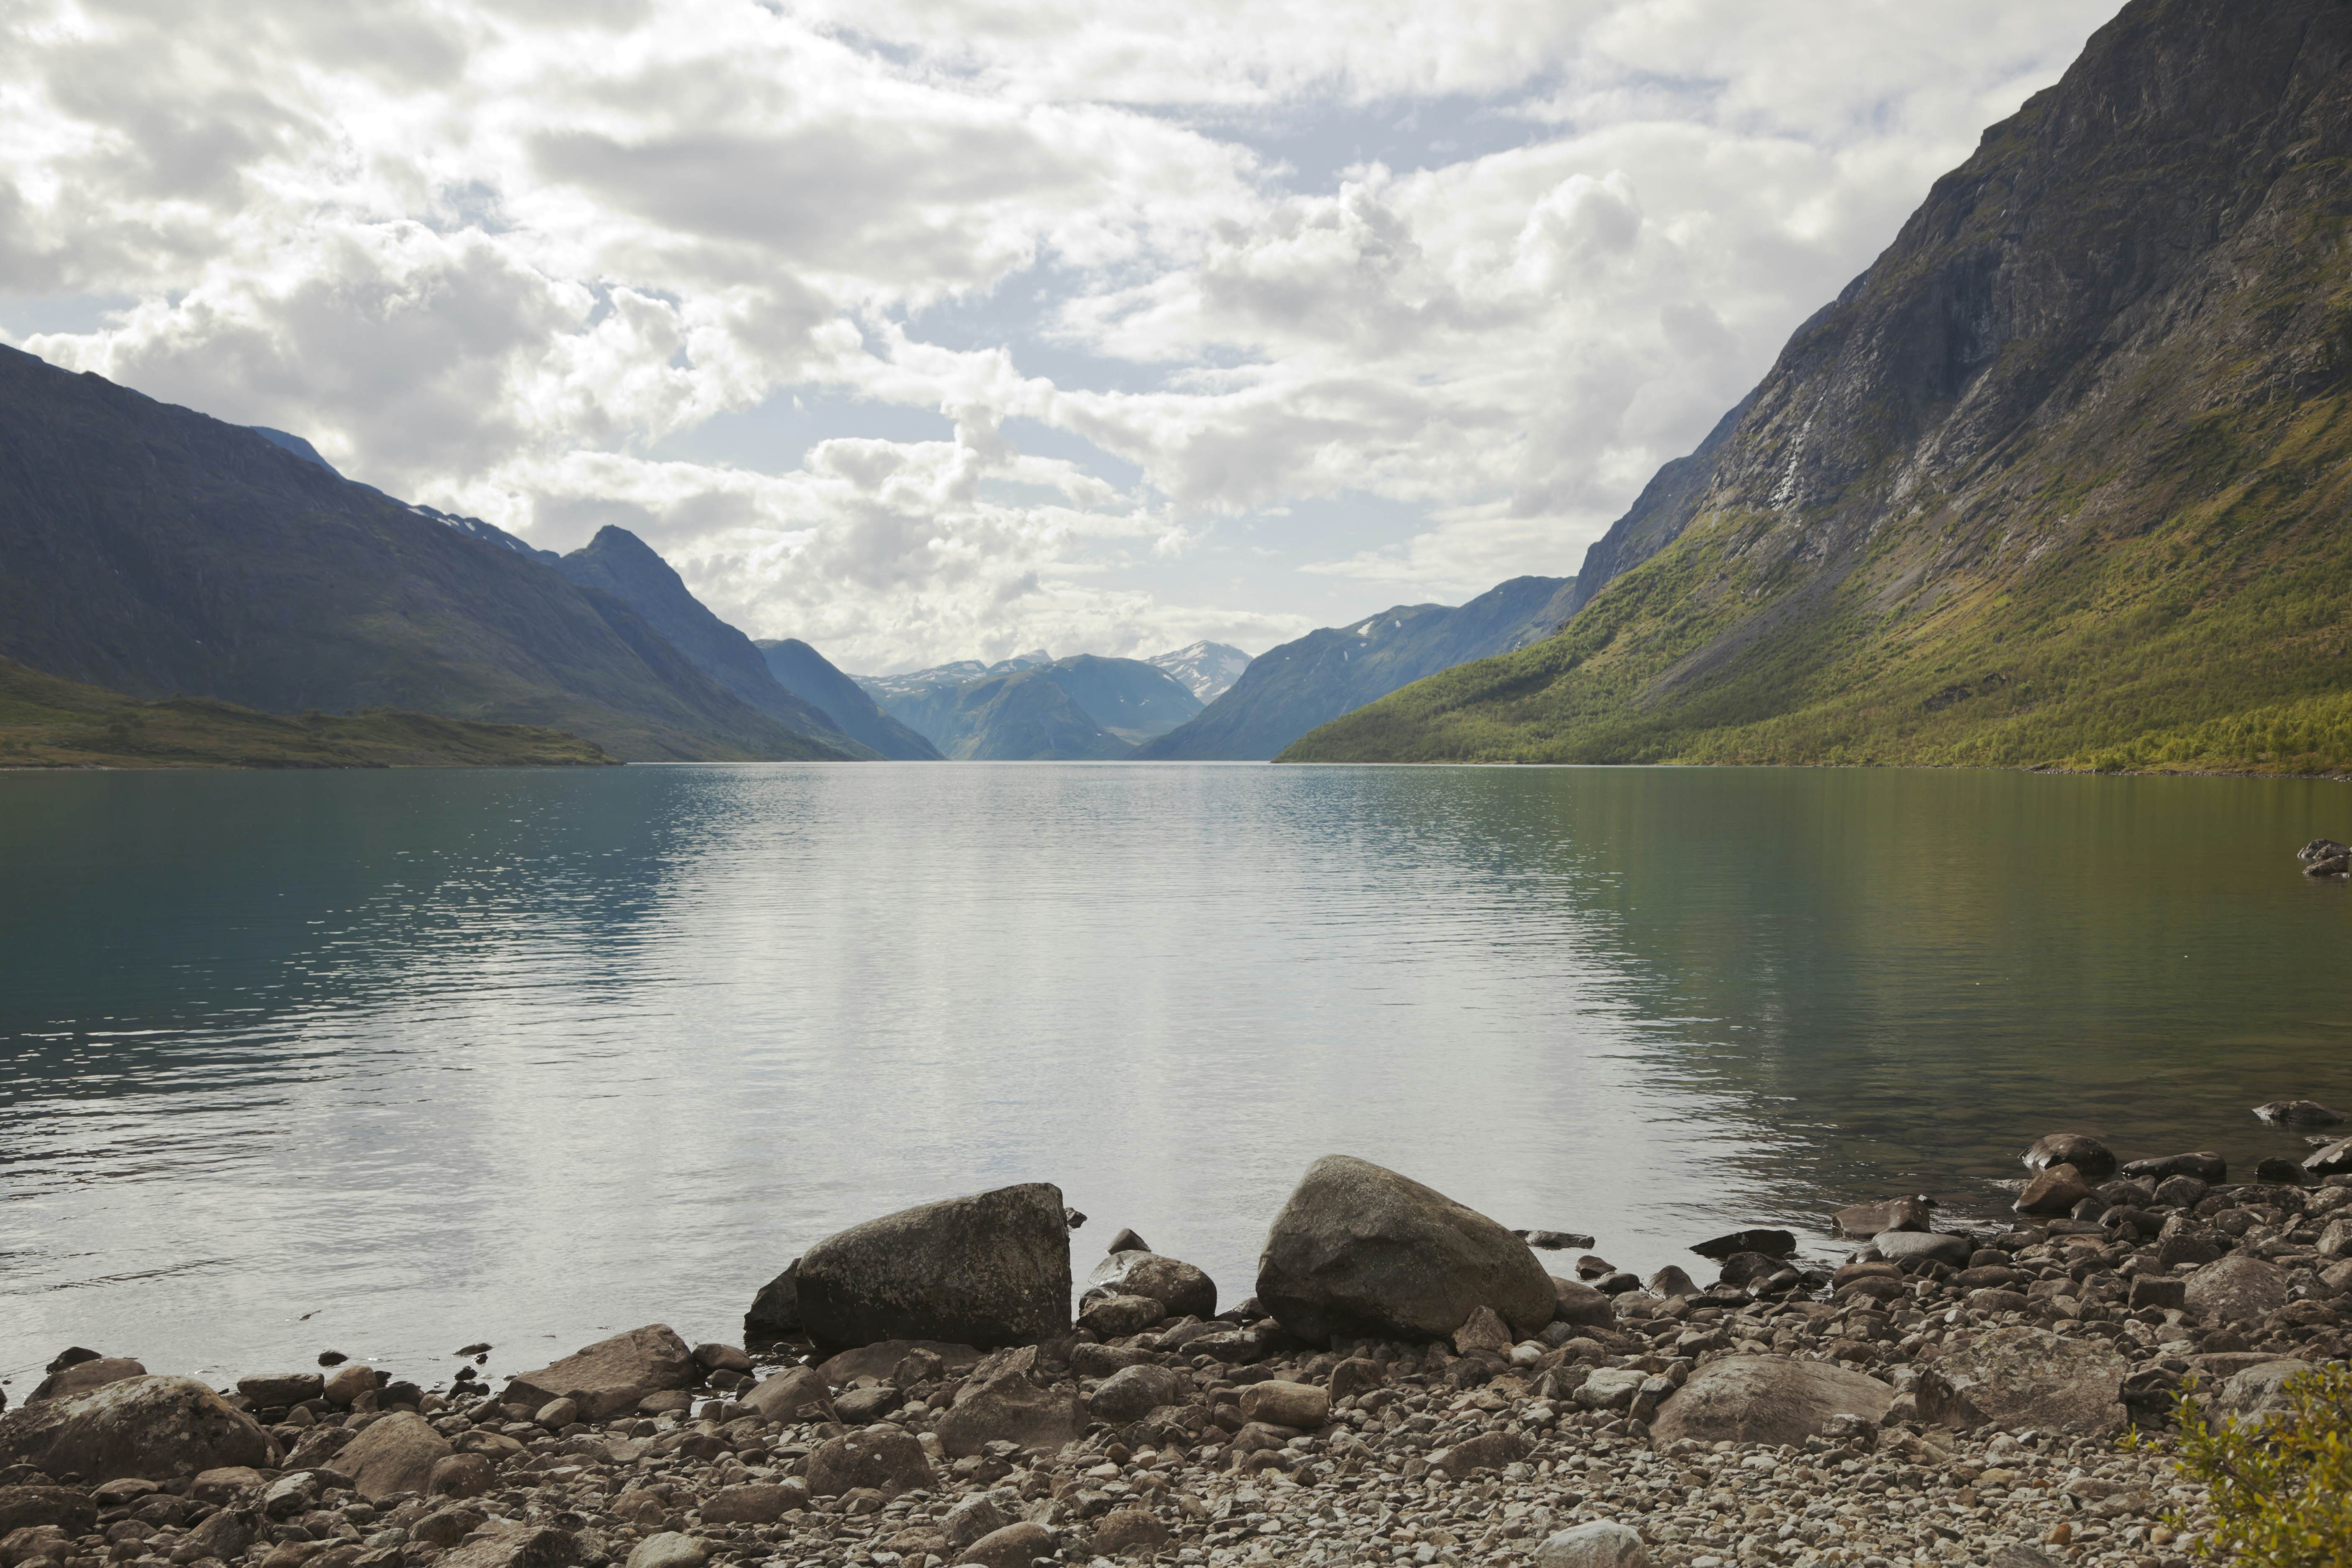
[2156,1363,2352,1568]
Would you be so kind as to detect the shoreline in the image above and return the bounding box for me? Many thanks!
[8,1141,2352,1568]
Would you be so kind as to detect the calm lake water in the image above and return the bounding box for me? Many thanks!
[3,763,2348,1391]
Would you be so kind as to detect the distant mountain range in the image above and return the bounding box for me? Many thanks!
[1136,578,1570,760]
[1288,0,2352,775]
[0,344,855,762]
[858,653,1203,759]
[1145,642,1251,703]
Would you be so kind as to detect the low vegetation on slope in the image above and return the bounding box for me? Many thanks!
[0,659,615,769]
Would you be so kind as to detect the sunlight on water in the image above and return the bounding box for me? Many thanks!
[3,763,2347,1387]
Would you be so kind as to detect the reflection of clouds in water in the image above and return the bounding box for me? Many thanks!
[2,764,2347,1383]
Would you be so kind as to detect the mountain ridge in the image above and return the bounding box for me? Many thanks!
[1285,0,2352,775]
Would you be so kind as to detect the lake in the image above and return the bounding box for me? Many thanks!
[3,763,2347,1392]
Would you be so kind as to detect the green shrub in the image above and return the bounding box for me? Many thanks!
[2165,1363,2352,1568]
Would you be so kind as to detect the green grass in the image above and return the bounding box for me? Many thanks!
[0,658,617,769]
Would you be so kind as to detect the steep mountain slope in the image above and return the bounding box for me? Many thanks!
[857,651,1052,716]
[0,346,848,761]
[755,638,942,760]
[1138,576,1569,761]
[554,526,874,757]
[905,668,1133,760]
[1147,642,1253,702]
[0,657,615,769]
[1041,655,1202,744]
[1290,0,2352,774]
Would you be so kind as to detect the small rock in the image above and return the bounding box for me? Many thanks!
[806,1424,937,1497]
[335,1410,451,1501]
[321,1364,379,1407]
[956,1521,1055,1568]
[1085,1252,1218,1321]
[1650,1355,1893,1446]
[2119,1152,2227,1182]
[2014,1163,2096,1216]
[427,1454,497,1499]
[1105,1228,1149,1254]
[235,1374,323,1408]
[1831,1197,1934,1238]
[1519,1230,1596,1250]
[0,1488,95,1540]
[1643,1267,1699,1300]
[2023,1134,2116,1181]
[690,1344,751,1376]
[503,1326,695,1421]
[1689,1229,1796,1261]
[942,1493,1014,1549]
[700,1483,789,1524]
[533,1398,579,1430]
[1076,1295,1166,1338]
[1089,1506,1169,1558]
[1534,1520,1650,1568]
[1551,1277,1617,1326]
[932,1356,1083,1458]
[622,1533,702,1568]
[2255,1099,2344,1126]
[2306,1137,2352,1177]
[2185,1254,2292,1323]
[1238,1381,1328,1430]
[1452,1306,1513,1355]
[1873,1231,1973,1268]
[26,1359,145,1407]
[1086,1365,1179,1425]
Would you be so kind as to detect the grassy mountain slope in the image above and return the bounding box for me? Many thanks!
[1287,0,2352,774]
[756,639,943,760]
[0,346,846,762]
[555,526,874,757]
[0,658,614,768]
[1141,575,1568,761]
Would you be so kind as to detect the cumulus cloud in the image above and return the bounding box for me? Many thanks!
[0,0,2122,668]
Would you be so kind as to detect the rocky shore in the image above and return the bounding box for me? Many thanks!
[8,1132,2352,1568]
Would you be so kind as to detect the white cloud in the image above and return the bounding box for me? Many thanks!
[0,0,2122,667]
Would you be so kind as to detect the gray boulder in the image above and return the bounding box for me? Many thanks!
[956,1522,1055,1568]
[504,1326,695,1421]
[805,1424,935,1498]
[1650,1356,1893,1447]
[1924,1326,2129,1434]
[0,1377,272,1483]
[744,1367,836,1425]
[2208,1359,2315,1421]
[1076,1295,1166,1338]
[1534,1521,1650,1568]
[797,1184,1072,1350]
[1086,1365,1180,1425]
[2185,1254,2292,1324]
[1085,1251,1217,1320]
[338,1411,452,1501]
[1873,1232,1973,1268]
[1255,1156,1554,1344]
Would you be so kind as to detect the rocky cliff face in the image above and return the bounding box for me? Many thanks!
[1289,0,2352,771]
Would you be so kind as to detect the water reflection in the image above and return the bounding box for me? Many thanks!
[1,764,2346,1388]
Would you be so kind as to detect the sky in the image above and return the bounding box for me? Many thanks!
[0,0,2122,674]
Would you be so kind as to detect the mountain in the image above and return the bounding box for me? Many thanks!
[250,427,338,474]
[0,346,851,761]
[1039,655,1202,744]
[754,639,942,760]
[1288,0,2352,776]
[1137,576,1570,761]
[553,526,875,758]
[856,651,1053,710]
[1146,642,1253,703]
[905,667,1133,760]
[0,656,615,769]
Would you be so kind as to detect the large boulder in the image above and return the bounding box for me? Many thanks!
[797,1184,1072,1351]
[2208,1359,2316,1421]
[1084,1252,1217,1320]
[336,1412,452,1501]
[504,1326,695,1421]
[1086,1366,1181,1426]
[1254,1156,1554,1345]
[1650,1356,1893,1447]
[743,1260,801,1342]
[933,1354,1084,1458]
[0,1377,272,1483]
[2185,1255,2292,1324]
[1923,1326,2129,1434]
[27,1360,146,1406]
